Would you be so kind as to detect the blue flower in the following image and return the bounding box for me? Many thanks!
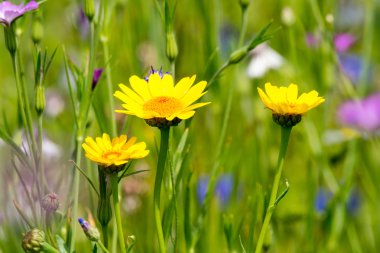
[314,188,332,214]
[197,174,234,208]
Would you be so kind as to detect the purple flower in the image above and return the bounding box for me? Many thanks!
[144,67,169,81]
[338,54,364,83]
[334,33,356,53]
[77,8,89,38]
[0,1,38,27]
[337,93,380,132]
[305,33,321,48]
[92,68,103,90]
[305,32,356,53]
[78,218,90,232]
[197,174,234,208]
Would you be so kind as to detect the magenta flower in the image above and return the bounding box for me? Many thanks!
[92,68,103,90]
[0,1,38,27]
[337,93,380,132]
[305,32,356,53]
[334,33,356,53]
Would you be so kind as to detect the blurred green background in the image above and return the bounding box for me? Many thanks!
[0,0,379,252]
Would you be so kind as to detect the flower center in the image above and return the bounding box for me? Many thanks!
[103,151,121,160]
[143,96,183,116]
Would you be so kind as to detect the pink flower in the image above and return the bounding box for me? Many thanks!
[334,33,356,53]
[337,93,380,132]
[0,1,38,27]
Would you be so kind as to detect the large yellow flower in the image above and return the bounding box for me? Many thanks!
[82,133,149,172]
[114,73,210,127]
[257,83,325,115]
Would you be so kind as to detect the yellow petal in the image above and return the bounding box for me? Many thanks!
[118,84,145,104]
[177,110,195,119]
[181,81,207,107]
[287,84,298,103]
[174,75,196,98]
[130,75,151,100]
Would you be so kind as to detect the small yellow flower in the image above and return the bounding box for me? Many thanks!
[82,133,149,172]
[257,83,325,127]
[114,73,210,128]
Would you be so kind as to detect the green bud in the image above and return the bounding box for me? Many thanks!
[3,26,17,56]
[86,226,100,242]
[34,85,45,115]
[84,0,95,21]
[240,0,251,9]
[78,218,100,242]
[272,113,301,128]
[166,32,178,62]
[228,47,247,64]
[32,16,43,45]
[22,229,45,253]
[127,235,136,251]
[97,196,112,226]
[97,167,112,226]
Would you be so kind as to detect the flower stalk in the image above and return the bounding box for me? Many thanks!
[154,127,170,253]
[110,173,127,253]
[255,126,292,253]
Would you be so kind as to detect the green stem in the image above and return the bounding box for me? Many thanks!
[41,242,60,253]
[10,54,37,162]
[154,127,170,253]
[102,224,109,248]
[102,38,117,137]
[255,126,292,253]
[68,133,83,252]
[97,240,111,253]
[111,174,126,253]
[68,17,97,252]
[238,6,249,47]
[16,49,39,159]
[37,114,45,193]
[358,0,374,96]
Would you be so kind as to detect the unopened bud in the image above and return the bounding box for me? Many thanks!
[127,235,136,250]
[92,68,103,90]
[41,192,59,213]
[228,47,247,64]
[22,229,45,253]
[166,32,178,62]
[3,26,17,56]
[32,14,43,44]
[239,0,251,9]
[34,85,45,115]
[97,196,112,226]
[84,0,95,22]
[281,7,295,27]
[78,218,100,242]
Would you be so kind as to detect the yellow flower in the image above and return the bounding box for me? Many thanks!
[114,73,210,127]
[82,133,149,172]
[257,83,325,115]
[257,83,325,127]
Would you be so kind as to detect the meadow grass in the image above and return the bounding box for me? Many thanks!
[0,0,378,252]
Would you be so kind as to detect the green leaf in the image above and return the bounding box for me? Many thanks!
[247,21,277,51]
[70,160,100,197]
[55,235,69,253]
